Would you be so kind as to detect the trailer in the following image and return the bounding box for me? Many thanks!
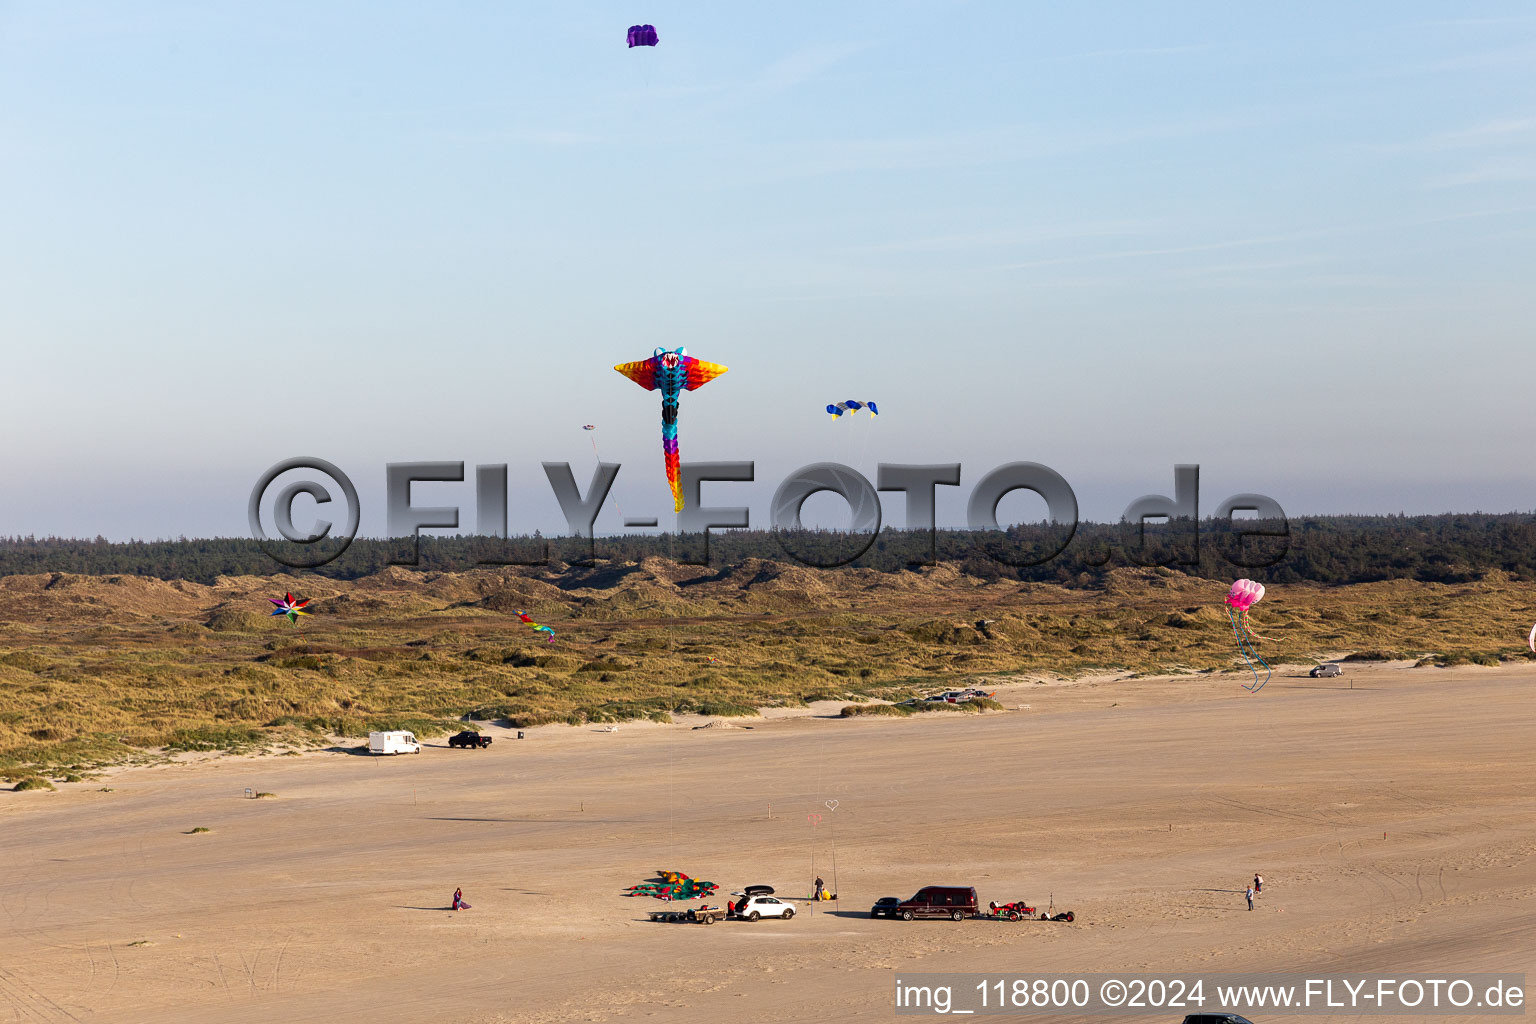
[982,900,1039,921]
[980,900,1075,921]
[648,905,727,925]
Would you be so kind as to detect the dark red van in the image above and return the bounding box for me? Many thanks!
[893,886,978,921]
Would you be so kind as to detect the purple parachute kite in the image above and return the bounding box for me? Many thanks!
[627,24,658,48]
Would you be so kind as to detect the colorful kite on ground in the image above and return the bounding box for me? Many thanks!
[623,871,718,900]
[826,400,878,418]
[269,593,311,624]
[627,24,658,47]
[1225,579,1270,692]
[517,611,555,643]
[614,347,728,513]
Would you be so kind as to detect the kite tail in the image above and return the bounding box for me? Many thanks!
[519,611,557,644]
[662,397,683,512]
[1237,607,1261,644]
[1228,606,1271,693]
[664,438,682,512]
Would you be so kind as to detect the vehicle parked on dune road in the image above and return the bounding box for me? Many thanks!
[927,689,996,703]
[891,886,979,921]
[730,893,795,921]
[368,730,421,755]
[871,896,901,918]
[448,731,492,749]
[1310,663,1343,678]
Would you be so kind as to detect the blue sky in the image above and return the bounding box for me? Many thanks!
[2,2,1534,539]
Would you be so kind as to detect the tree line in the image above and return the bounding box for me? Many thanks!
[1,512,1532,586]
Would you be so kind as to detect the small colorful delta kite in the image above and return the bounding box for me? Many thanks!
[627,24,658,47]
[826,400,878,419]
[614,347,728,513]
[1225,579,1270,692]
[269,592,311,624]
[517,611,555,643]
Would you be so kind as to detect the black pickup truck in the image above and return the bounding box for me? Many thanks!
[448,731,492,749]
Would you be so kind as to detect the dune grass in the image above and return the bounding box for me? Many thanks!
[0,563,1529,777]
[840,703,910,718]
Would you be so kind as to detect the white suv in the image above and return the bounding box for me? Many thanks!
[731,894,795,921]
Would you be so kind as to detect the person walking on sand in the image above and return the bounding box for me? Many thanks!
[1254,873,1263,895]
[1244,885,1255,911]
[814,876,825,902]
[452,887,471,910]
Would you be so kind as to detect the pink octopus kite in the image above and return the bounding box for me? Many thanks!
[1225,579,1270,692]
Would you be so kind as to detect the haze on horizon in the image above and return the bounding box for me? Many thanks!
[2,2,1534,541]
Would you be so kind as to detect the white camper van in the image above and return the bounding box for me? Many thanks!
[368,730,422,755]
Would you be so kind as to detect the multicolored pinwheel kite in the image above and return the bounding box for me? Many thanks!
[270,592,311,624]
[517,611,555,643]
[614,347,728,513]
[1224,579,1270,692]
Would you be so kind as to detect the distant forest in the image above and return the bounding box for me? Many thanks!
[2,513,1534,586]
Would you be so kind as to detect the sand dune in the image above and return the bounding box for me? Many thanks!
[1,662,1533,1022]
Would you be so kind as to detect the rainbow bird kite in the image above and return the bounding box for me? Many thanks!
[517,611,555,643]
[614,347,728,513]
[269,592,311,624]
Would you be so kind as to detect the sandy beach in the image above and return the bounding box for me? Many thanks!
[2,662,1532,1023]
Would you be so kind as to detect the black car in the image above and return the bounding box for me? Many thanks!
[871,896,901,919]
[448,731,492,749]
